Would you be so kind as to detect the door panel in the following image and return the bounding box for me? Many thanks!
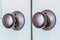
[0,0,31,40]
[33,0,60,40]
[0,0,2,21]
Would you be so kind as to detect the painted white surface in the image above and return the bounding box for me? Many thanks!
[0,0,31,40]
[33,0,60,40]
[0,0,2,20]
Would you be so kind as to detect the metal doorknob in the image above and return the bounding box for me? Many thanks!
[2,11,25,30]
[2,13,15,28]
[32,9,56,30]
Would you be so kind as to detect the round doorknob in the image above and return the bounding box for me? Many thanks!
[12,11,25,30]
[32,12,47,28]
[2,13,15,28]
[2,11,25,30]
[32,9,56,30]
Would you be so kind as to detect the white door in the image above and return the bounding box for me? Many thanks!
[0,0,2,21]
[32,0,60,40]
[0,0,31,40]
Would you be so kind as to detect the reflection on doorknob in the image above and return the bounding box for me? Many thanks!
[2,11,25,30]
[32,9,56,30]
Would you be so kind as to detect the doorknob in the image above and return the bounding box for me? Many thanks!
[32,9,56,30]
[2,13,15,28]
[2,11,25,30]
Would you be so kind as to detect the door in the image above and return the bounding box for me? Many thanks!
[0,0,31,40]
[32,0,60,40]
[0,0,2,21]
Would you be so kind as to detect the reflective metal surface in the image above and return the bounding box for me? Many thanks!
[32,12,47,28]
[2,11,25,30]
[32,10,56,30]
[2,13,14,28]
[12,11,25,30]
[42,9,56,30]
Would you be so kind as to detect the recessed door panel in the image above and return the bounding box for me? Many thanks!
[33,0,60,40]
[0,0,31,40]
[0,0,2,21]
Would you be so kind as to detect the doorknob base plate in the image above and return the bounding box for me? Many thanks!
[42,10,56,30]
[12,11,25,30]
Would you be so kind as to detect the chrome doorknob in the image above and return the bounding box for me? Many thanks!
[2,11,25,30]
[32,9,56,30]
